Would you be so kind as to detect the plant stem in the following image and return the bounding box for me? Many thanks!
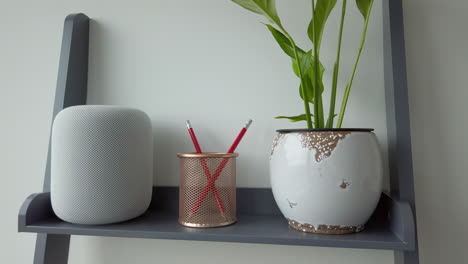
[311,0,322,128]
[326,0,347,128]
[336,0,374,128]
[317,93,324,127]
[284,31,313,129]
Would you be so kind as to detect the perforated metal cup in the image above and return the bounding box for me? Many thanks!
[177,152,237,228]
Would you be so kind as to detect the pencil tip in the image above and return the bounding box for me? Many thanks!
[186,120,192,129]
[245,119,253,129]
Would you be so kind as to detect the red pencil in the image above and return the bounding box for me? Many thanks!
[186,121,225,213]
[191,119,253,213]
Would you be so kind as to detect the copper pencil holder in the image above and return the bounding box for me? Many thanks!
[177,152,237,228]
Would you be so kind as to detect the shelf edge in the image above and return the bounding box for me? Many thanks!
[388,195,416,251]
[19,192,54,231]
[19,187,416,251]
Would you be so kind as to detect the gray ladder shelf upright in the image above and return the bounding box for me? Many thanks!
[33,13,89,264]
[20,0,419,263]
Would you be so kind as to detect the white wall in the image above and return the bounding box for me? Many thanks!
[403,0,468,263]
[1,0,466,263]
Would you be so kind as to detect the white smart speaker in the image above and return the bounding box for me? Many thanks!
[51,105,153,225]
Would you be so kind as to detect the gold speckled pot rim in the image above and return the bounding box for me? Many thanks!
[287,219,364,235]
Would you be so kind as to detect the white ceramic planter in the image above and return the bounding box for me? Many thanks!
[270,129,383,234]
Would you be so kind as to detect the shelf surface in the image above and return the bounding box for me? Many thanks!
[19,187,415,251]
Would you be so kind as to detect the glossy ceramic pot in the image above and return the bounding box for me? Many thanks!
[270,129,383,234]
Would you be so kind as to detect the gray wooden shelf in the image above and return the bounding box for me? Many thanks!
[18,0,420,263]
[19,187,415,251]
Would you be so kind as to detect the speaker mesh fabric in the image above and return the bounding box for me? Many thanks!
[51,105,153,225]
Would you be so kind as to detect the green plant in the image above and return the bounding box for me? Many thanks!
[231,0,374,128]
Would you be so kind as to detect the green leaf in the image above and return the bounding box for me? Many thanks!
[307,0,337,51]
[292,50,312,77]
[232,0,314,128]
[265,27,318,104]
[292,51,325,104]
[291,57,302,77]
[299,66,325,103]
[298,73,314,102]
[265,24,305,58]
[356,0,372,18]
[275,114,314,123]
[232,0,283,26]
